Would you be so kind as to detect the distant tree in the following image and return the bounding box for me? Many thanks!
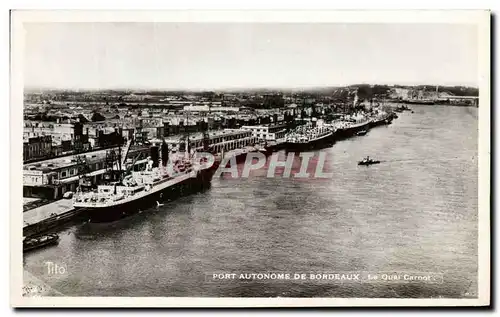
[91,111,106,122]
[356,85,372,100]
[372,85,391,96]
[77,114,89,123]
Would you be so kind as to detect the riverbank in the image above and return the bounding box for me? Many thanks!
[22,110,400,237]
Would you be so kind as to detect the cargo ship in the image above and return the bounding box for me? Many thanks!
[284,125,334,151]
[368,113,394,128]
[402,99,435,105]
[333,118,371,140]
[73,139,215,223]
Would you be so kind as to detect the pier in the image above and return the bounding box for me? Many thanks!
[23,199,81,237]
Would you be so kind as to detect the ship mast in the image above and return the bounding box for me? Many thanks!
[185,109,190,160]
[221,136,224,160]
[202,116,210,152]
[117,142,122,179]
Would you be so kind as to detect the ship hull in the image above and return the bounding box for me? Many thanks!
[284,132,334,152]
[402,100,435,105]
[79,169,214,223]
[358,161,381,166]
[265,141,286,153]
[369,116,393,128]
[334,121,371,140]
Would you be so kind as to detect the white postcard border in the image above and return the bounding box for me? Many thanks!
[10,9,491,307]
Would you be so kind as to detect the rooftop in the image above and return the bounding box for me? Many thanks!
[241,123,287,129]
[23,145,149,172]
[164,129,251,143]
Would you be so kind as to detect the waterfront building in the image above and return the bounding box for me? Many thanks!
[23,121,75,144]
[23,121,93,162]
[241,123,288,142]
[23,136,53,161]
[23,146,151,199]
[164,129,258,154]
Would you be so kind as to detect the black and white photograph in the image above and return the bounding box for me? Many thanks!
[10,10,490,307]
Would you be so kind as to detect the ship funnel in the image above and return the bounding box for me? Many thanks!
[150,145,160,168]
[185,138,190,160]
[161,141,169,166]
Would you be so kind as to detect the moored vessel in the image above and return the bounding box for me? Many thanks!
[402,99,434,105]
[74,157,214,223]
[73,136,215,223]
[369,112,394,128]
[23,234,59,252]
[284,124,334,151]
[333,118,371,140]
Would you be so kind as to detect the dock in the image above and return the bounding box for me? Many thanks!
[23,199,85,238]
[20,111,400,238]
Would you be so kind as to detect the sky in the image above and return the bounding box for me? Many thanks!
[23,23,479,90]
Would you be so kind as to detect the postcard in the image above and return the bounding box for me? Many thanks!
[10,10,490,307]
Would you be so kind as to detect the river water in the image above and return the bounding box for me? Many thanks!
[23,105,479,298]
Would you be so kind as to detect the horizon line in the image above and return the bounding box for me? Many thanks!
[24,82,480,92]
